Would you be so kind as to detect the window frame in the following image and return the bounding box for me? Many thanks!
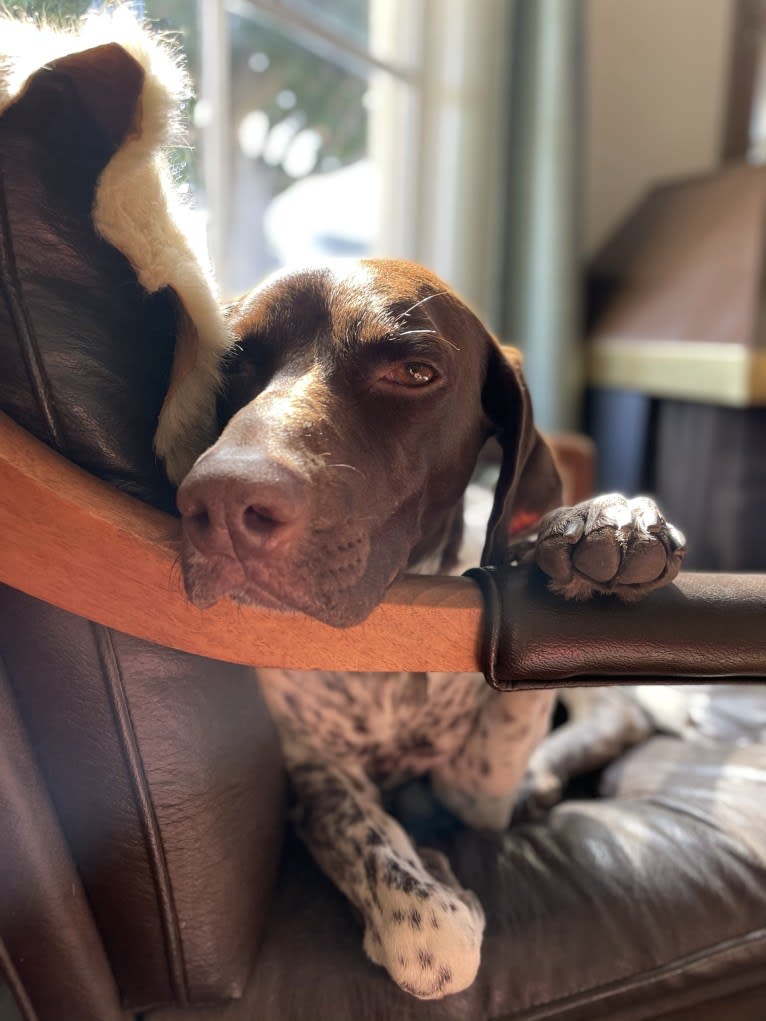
[196,0,512,323]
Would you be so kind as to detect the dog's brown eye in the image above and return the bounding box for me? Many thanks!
[381,363,438,387]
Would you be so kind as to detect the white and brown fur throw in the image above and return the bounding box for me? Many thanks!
[1,7,233,481]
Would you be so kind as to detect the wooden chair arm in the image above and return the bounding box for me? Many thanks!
[2,410,765,683]
[0,412,483,673]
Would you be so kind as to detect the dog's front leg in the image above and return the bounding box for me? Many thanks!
[431,688,556,830]
[288,754,485,999]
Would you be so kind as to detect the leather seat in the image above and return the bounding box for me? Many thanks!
[149,732,766,1021]
[1,27,764,1021]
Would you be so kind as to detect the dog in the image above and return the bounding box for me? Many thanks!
[177,258,685,999]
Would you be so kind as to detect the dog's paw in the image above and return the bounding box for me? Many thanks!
[364,863,485,999]
[534,494,686,601]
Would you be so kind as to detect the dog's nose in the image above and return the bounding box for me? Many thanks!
[177,453,310,557]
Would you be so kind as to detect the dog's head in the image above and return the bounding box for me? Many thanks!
[177,259,561,626]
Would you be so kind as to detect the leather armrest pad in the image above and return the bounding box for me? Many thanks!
[465,564,766,689]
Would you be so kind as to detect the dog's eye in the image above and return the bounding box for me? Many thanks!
[380,362,439,387]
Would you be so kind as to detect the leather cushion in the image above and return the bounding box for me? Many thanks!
[0,657,125,1021]
[151,735,766,1020]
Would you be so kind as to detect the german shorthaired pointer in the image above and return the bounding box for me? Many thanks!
[177,259,684,999]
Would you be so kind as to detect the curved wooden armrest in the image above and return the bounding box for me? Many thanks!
[0,412,483,672]
[1,411,765,682]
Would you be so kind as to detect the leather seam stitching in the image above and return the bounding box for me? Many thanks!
[507,926,766,1018]
[0,153,68,451]
[92,623,190,1006]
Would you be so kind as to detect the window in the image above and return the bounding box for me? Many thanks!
[152,0,511,320]
[17,0,511,320]
[190,0,423,293]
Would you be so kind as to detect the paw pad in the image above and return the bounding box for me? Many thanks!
[535,494,685,601]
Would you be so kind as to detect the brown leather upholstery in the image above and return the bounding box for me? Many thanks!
[466,564,766,689]
[0,40,284,1014]
[0,658,126,1021]
[0,593,284,1009]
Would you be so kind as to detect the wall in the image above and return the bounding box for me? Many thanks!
[585,0,734,255]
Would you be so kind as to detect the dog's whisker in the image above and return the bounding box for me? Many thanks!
[327,463,365,478]
[396,327,460,353]
[168,551,185,589]
[398,290,450,321]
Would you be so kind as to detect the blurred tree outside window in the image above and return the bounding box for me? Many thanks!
[196,0,411,293]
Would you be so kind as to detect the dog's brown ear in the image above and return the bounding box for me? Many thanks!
[481,342,562,565]
[43,44,145,151]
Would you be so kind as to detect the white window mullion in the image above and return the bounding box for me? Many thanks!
[368,0,425,263]
[373,0,512,324]
[198,0,231,284]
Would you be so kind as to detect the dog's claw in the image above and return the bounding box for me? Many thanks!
[535,494,686,601]
[563,518,584,543]
[668,523,687,550]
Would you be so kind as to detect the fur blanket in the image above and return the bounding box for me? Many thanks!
[0,8,234,482]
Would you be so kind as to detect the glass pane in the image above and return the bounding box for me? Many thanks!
[232,0,422,75]
[217,9,383,292]
[149,1,393,292]
[17,0,418,295]
[276,0,371,54]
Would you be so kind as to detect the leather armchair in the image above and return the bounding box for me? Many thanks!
[1,23,765,1021]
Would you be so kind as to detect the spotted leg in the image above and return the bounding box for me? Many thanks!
[431,688,556,830]
[287,752,485,999]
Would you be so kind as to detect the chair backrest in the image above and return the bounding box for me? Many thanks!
[0,39,285,1017]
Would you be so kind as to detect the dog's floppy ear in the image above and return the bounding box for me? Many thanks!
[481,342,562,565]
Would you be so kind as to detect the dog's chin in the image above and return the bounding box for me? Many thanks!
[182,532,409,627]
[182,556,246,610]
[228,581,390,628]
[182,562,397,627]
